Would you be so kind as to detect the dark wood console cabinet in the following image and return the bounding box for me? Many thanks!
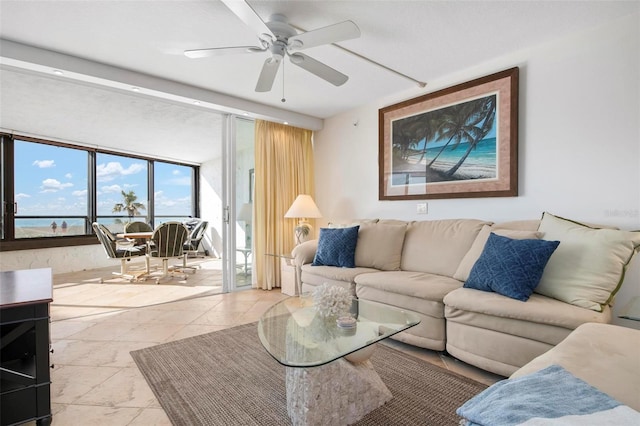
[1,269,53,426]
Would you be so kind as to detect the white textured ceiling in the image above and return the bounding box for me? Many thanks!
[0,0,638,163]
[0,68,224,163]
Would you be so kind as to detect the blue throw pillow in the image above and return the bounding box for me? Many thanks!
[464,233,560,301]
[312,226,360,268]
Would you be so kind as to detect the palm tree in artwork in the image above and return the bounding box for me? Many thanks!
[445,96,497,177]
[392,116,423,161]
[426,100,486,168]
[112,190,146,220]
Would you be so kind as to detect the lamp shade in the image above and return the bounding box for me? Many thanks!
[284,195,322,219]
[238,202,253,223]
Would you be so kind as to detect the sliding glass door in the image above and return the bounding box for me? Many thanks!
[217,115,255,293]
[234,118,255,289]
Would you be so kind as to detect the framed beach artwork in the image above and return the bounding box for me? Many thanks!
[379,67,518,200]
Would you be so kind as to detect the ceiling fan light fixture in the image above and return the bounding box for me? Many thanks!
[289,53,304,65]
[259,33,274,44]
[289,39,303,50]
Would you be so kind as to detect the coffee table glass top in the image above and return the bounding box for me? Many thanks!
[258,296,420,367]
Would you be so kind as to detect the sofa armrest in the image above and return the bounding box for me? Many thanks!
[292,239,318,266]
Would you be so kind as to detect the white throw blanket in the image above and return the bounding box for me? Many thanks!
[457,365,640,425]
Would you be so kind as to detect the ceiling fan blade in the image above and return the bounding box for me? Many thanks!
[184,46,265,58]
[289,53,348,86]
[289,21,360,51]
[255,57,281,92]
[220,0,275,42]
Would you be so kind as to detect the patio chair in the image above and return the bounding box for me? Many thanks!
[150,221,190,284]
[92,222,146,282]
[177,220,208,272]
[124,221,153,251]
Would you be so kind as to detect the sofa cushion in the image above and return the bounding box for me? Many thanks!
[444,287,611,333]
[301,264,378,286]
[355,222,407,271]
[401,219,491,276]
[328,219,379,228]
[454,225,544,282]
[492,219,541,231]
[464,233,559,301]
[356,271,462,306]
[511,323,640,411]
[312,226,360,268]
[535,212,640,311]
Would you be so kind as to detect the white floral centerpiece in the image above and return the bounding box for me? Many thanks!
[312,283,353,319]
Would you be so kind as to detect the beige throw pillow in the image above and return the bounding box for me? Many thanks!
[401,219,491,276]
[354,223,407,271]
[453,225,543,282]
[535,212,640,311]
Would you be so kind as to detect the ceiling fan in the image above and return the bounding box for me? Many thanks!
[184,0,361,93]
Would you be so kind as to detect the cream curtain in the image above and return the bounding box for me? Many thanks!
[254,120,315,290]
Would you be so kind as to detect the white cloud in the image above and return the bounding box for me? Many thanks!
[168,177,192,186]
[156,195,191,208]
[172,169,181,175]
[101,184,122,193]
[96,162,145,182]
[32,159,55,168]
[72,189,87,197]
[40,178,73,193]
[65,173,73,179]
[15,193,31,200]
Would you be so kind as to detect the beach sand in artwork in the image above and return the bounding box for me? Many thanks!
[394,157,496,182]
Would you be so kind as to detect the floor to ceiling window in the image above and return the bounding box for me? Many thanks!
[0,134,199,250]
[12,139,89,238]
[96,152,149,232]
[154,161,195,225]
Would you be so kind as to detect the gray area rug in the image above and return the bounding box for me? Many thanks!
[131,322,487,425]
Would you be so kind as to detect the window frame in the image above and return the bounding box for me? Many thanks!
[1,133,200,252]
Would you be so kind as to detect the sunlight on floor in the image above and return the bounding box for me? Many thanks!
[46,263,501,425]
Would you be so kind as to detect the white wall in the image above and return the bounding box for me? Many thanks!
[314,14,640,327]
[0,244,126,273]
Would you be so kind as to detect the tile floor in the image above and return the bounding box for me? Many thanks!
[46,261,502,425]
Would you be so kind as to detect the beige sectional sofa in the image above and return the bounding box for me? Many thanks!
[292,214,639,377]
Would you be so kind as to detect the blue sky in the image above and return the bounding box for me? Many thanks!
[15,140,192,218]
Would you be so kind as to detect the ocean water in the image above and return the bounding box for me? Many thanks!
[410,137,497,166]
[15,217,190,228]
[15,218,87,228]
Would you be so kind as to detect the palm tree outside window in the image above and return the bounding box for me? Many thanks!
[112,190,146,222]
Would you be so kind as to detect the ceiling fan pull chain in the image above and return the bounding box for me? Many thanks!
[281,59,286,103]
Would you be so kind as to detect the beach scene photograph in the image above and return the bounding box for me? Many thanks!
[391,94,498,185]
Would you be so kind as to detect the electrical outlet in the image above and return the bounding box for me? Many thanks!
[416,203,428,214]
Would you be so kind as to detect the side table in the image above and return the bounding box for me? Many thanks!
[265,253,300,296]
[1,268,53,426]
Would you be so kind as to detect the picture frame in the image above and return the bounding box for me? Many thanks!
[379,67,518,200]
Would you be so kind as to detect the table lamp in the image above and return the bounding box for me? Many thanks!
[284,194,322,245]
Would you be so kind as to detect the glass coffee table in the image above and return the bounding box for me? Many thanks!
[258,295,420,425]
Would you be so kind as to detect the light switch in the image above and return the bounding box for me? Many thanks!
[417,203,428,214]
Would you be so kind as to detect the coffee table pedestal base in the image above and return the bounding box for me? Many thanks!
[285,358,392,425]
